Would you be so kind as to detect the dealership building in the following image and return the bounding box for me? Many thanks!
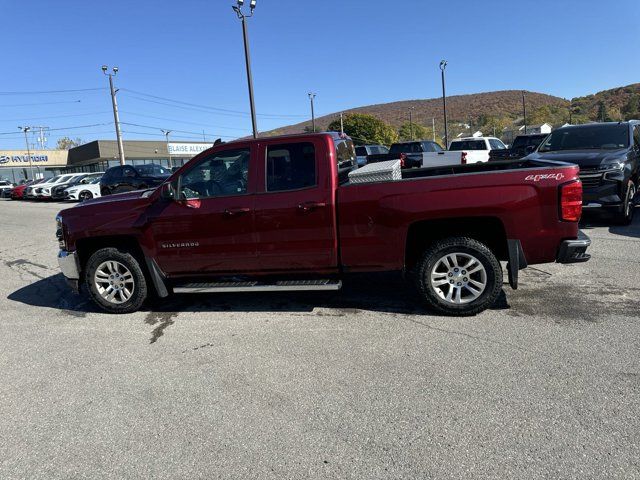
[0,140,214,183]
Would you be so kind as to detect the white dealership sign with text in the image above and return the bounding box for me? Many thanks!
[168,143,213,157]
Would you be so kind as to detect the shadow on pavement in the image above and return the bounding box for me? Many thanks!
[580,205,640,239]
[8,272,511,319]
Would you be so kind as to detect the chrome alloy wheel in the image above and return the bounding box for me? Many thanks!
[94,261,135,304]
[430,253,487,305]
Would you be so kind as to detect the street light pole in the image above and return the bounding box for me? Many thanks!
[308,93,317,133]
[409,107,414,140]
[102,65,126,165]
[440,60,449,148]
[233,0,259,139]
[18,126,34,180]
[340,112,344,135]
[522,90,527,134]
[161,130,172,168]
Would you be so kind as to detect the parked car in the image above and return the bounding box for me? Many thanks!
[527,121,639,224]
[0,180,14,198]
[367,140,446,168]
[355,145,389,167]
[33,174,78,200]
[52,173,104,200]
[489,134,548,162]
[23,178,49,199]
[65,177,103,201]
[100,164,171,196]
[56,132,589,316]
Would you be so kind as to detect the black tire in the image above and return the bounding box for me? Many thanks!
[414,237,503,316]
[84,248,148,314]
[79,191,93,201]
[612,181,636,226]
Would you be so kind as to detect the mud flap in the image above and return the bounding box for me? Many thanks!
[506,239,528,290]
[145,258,170,298]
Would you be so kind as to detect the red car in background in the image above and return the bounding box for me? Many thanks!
[11,179,44,200]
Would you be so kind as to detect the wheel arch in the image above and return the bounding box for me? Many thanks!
[405,216,508,272]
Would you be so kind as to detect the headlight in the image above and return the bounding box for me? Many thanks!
[599,161,625,171]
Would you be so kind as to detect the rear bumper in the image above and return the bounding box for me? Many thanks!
[557,231,591,264]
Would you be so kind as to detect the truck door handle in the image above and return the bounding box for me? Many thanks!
[298,202,326,212]
[224,207,251,216]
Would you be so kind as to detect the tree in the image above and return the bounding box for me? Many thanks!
[622,94,640,120]
[597,101,612,122]
[398,122,429,141]
[327,113,398,146]
[57,137,83,150]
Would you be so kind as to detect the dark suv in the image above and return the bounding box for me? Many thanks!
[100,164,171,196]
[527,121,639,224]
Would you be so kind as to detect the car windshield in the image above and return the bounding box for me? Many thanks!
[449,140,487,151]
[46,176,61,184]
[136,164,171,177]
[538,125,629,152]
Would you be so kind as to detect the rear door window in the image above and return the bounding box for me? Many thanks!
[449,140,487,151]
[266,142,317,192]
[489,139,506,150]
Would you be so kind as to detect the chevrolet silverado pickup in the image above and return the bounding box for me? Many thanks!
[56,132,590,315]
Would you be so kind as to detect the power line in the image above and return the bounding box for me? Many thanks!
[0,100,83,107]
[120,88,308,119]
[0,88,106,95]
[0,111,111,122]
[119,111,252,132]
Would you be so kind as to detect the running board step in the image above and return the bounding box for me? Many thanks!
[173,279,342,294]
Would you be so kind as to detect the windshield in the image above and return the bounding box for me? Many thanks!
[390,143,420,154]
[136,164,171,177]
[449,140,487,151]
[538,125,629,152]
[90,177,102,184]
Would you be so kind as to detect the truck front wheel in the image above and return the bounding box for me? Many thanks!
[414,237,503,316]
[84,248,148,314]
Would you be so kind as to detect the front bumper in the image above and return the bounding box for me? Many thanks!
[557,231,591,264]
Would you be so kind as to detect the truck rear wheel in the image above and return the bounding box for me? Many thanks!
[414,237,503,316]
[85,248,148,314]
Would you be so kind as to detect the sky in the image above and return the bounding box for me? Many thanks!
[1,0,639,149]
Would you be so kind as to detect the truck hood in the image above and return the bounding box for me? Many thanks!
[527,149,628,168]
[80,189,155,207]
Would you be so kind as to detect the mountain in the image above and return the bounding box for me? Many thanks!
[263,90,569,137]
[262,83,640,137]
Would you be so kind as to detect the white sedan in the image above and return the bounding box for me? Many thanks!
[65,177,102,201]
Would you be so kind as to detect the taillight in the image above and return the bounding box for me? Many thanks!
[399,153,406,168]
[461,151,467,165]
[560,180,583,222]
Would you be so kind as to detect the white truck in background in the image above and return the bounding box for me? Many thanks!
[365,137,509,169]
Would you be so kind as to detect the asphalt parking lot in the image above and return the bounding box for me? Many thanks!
[0,199,638,479]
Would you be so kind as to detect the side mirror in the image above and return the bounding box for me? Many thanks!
[525,145,536,154]
[160,182,176,200]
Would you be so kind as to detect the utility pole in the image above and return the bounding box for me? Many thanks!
[440,60,449,148]
[340,112,344,135]
[18,126,34,180]
[308,92,317,133]
[32,126,49,149]
[432,118,436,142]
[409,107,414,140]
[522,90,527,134]
[102,65,126,165]
[161,130,172,168]
[233,0,259,139]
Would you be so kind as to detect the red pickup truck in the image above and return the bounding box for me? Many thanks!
[56,132,590,315]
